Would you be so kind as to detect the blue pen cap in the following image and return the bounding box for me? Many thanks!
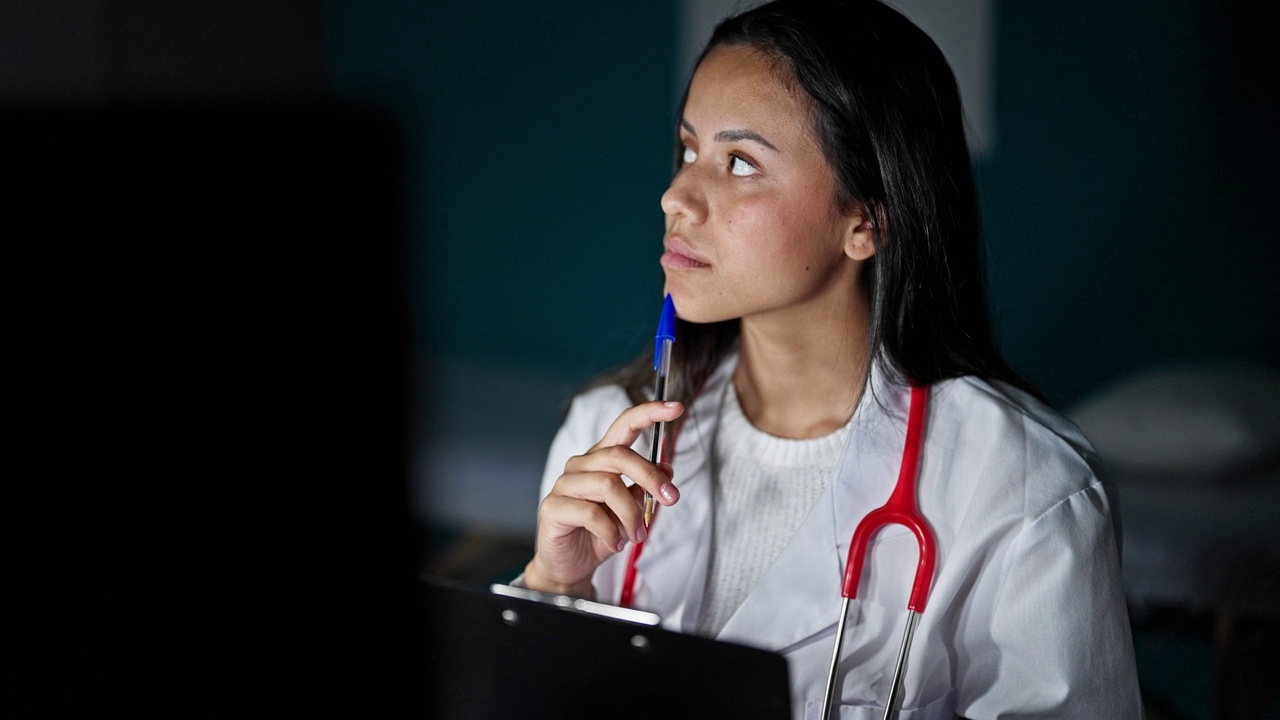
[653,294,677,369]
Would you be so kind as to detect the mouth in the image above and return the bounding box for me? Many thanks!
[661,236,710,269]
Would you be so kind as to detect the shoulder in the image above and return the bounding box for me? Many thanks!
[925,379,1139,715]
[925,375,1106,520]
[931,375,1098,464]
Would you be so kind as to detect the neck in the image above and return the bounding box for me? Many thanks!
[733,289,871,439]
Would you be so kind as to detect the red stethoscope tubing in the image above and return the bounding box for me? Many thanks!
[825,385,934,720]
[620,529,645,608]
[842,385,936,609]
[619,385,936,613]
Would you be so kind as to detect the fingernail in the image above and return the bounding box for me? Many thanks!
[664,401,679,408]
[659,482,679,503]
[616,537,627,553]
[635,525,648,543]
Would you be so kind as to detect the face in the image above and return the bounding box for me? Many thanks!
[660,44,871,325]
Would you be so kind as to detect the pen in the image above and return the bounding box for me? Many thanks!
[644,294,677,529]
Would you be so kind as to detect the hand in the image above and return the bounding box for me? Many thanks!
[523,400,684,597]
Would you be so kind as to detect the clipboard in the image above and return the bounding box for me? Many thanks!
[423,576,791,719]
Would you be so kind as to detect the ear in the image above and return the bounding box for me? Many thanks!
[843,205,878,262]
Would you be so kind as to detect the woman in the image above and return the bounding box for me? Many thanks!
[522,1,1142,717]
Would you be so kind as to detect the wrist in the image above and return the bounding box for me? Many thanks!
[523,557,596,599]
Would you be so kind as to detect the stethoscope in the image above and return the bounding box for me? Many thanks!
[620,384,937,720]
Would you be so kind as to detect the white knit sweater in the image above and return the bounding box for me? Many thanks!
[697,382,853,637]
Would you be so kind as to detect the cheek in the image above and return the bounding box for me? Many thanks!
[723,193,796,246]
[720,209,788,276]
[730,197,839,269]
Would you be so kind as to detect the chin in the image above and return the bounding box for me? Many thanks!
[662,288,738,325]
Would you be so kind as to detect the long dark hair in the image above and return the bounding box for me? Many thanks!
[599,0,1035,408]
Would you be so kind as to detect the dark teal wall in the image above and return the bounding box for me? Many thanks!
[326,3,678,382]
[327,1,1278,406]
[979,1,1279,405]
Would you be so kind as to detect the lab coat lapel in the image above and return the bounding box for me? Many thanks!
[832,374,913,563]
[716,368,912,652]
[714,477,843,651]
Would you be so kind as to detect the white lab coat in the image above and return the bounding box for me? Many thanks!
[538,354,1143,719]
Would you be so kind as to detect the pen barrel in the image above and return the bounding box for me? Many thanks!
[649,415,666,465]
[643,337,673,529]
[648,339,673,465]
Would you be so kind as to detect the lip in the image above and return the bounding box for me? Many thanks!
[661,235,710,269]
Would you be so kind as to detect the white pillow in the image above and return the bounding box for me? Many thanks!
[1067,361,1280,484]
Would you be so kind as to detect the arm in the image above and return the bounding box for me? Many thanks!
[958,481,1143,718]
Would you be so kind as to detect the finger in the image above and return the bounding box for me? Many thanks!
[633,463,680,508]
[651,461,680,504]
[552,471,647,543]
[539,494,629,552]
[590,401,684,452]
[564,445,680,507]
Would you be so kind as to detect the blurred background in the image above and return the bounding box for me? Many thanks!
[5,0,1276,717]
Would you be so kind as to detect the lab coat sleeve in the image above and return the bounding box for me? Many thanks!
[958,479,1143,719]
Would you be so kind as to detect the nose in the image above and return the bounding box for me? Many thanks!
[660,168,706,224]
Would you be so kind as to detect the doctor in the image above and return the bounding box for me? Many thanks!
[521,1,1143,717]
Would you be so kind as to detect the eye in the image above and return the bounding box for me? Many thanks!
[729,155,758,177]
[682,145,697,165]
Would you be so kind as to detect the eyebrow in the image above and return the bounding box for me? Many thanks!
[681,119,779,152]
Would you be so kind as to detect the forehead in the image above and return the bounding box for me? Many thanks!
[684,45,815,144]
